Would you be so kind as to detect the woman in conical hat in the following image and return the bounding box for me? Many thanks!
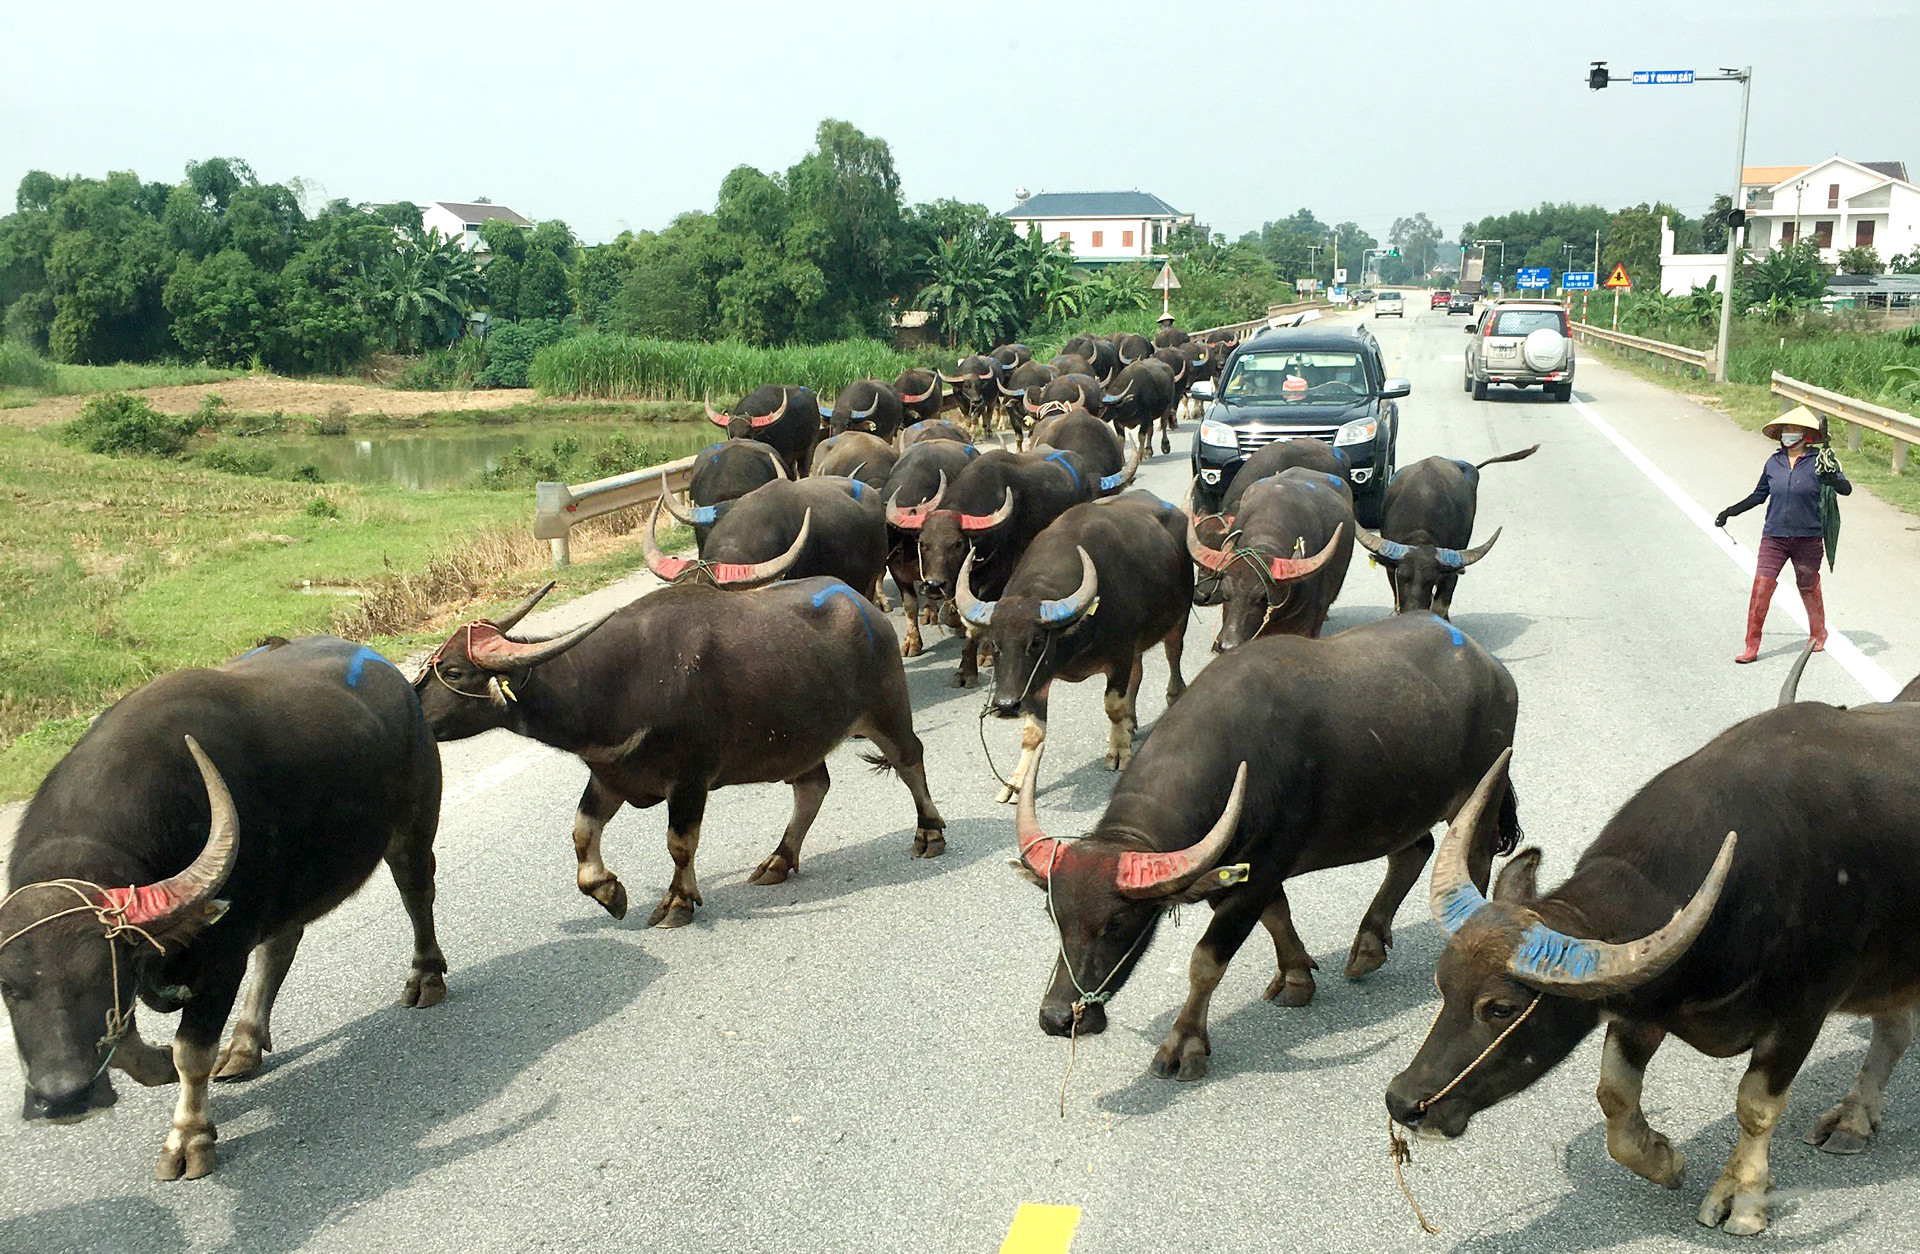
[1713,406,1851,663]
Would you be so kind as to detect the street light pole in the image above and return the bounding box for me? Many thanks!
[1713,66,1752,383]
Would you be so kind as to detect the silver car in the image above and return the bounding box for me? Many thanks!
[1463,299,1575,402]
[1374,291,1405,318]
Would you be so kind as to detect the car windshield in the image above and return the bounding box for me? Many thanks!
[1379,292,1401,300]
[1491,310,1566,336]
[1221,350,1370,402]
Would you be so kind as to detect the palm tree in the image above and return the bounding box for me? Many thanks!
[1013,229,1082,324]
[915,234,1017,350]
[374,228,484,353]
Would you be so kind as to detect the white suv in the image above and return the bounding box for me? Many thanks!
[1374,291,1405,318]
[1463,299,1575,401]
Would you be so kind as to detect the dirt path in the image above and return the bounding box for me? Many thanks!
[5,378,540,428]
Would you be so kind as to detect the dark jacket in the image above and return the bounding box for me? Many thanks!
[1723,447,1851,538]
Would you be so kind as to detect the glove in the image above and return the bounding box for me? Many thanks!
[1714,509,1730,528]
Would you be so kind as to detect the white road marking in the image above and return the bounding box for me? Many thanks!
[442,744,561,809]
[1570,397,1899,701]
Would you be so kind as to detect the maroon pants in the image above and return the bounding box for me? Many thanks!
[1756,534,1822,589]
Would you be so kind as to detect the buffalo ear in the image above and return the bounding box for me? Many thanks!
[1492,848,1542,903]
[1174,861,1251,905]
[1006,857,1046,888]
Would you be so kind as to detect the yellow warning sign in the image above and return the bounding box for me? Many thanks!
[1603,263,1632,289]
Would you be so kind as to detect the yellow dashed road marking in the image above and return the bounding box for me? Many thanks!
[1000,1203,1082,1253]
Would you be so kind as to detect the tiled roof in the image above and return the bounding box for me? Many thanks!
[1741,165,1808,187]
[1000,191,1184,219]
[432,202,532,226]
[1862,161,1910,182]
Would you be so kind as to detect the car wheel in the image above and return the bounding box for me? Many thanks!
[1471,378,1489,401]
[1462,367,1472,394]
[1553,382,1573,402]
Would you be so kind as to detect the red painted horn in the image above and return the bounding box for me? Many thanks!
[899,375,938,404]
[1266,524,1346,583]
[103,736,240,929]
[709,509,811,587]
[467,615,610,670]
[744,390,789,429]
[644,496,696,581]
[1113,763,1249,897]
[885,471,946,530]
[1184,510,1234,572]
[705,399,733,429]
[958,486,1014,533]
[1014,748,1066,878]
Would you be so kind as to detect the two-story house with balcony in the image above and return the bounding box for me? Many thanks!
[998,189,1193,264]
[419,201,533,253]
[1738,158,1917,264]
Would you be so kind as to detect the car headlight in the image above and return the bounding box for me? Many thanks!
[1199,419,1237,449]
[1334,419,1378,446]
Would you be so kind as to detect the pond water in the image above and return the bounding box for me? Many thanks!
[238,422,714,490]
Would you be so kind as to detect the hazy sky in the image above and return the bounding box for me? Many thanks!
[4,0,1915,247]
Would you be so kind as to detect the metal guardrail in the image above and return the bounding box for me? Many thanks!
[1771,372,1917,474]
[534,453,695,566]
[1570,322,1716,373]
[530,305,1335,566]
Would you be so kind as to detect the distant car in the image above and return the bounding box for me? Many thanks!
[1447,292,1476,315]
[1463,298,1575,402]
[1374,292,1405,318]
[1430,290,1452,309]
[1355,289,1376,304]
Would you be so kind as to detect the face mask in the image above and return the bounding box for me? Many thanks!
[1780,432,1805,448]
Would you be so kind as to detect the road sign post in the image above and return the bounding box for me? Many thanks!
[1152,261,1180,319]
[1516,266,1552,291]
[1602,261,1632,330]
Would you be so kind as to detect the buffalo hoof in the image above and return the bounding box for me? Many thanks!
[1263,969,1317,1007]
[951,671,978,689]
[1806,1100,1877,1154]
[1616,1129,1686,1188]
[115,1037,179,1087]
[586,877,628,921]
[1103,743,1132,771]
[1150,1032,1211,1082]
[749,851,796,886]
[1160,437,1171,454]
[995,781,1018,806]
[913,827,946,858]
[901,635,923,659]
[213,1037,266,1082]
[402,968,447,1008]
[155,1124,217,1182]
[1698,1175,1770,1236]
[648,892,699,929]
[1345,931,1389,980]
[920,606,937,626]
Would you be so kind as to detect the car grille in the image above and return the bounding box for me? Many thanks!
[1233,422,1343,455]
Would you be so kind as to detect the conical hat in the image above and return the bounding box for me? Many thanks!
[1762,405,1827,441]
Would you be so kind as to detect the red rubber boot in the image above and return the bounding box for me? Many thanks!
[1734,576,1775,664]
[1802,579,1827,652]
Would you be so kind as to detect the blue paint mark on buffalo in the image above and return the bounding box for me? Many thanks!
[1437,884,1484,933]
[811,582,877,647]
[1514,925,1600,979]
[1044,450,1082,492]
[346,645,395,688]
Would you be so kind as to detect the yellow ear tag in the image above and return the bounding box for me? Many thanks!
[1085,597,1100,618]
[497,677,518,703]
[1214,863,1250,887]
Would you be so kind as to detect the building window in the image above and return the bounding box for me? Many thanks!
[1091,230,1104,248]
[464,223,481,232]
[1122,229,1134,248]
[1780,221,1796,245]
[1857,219,1875,248]
[1814,221,1833,249]
[1057,231,1070,244]
[1827,183,1840,209]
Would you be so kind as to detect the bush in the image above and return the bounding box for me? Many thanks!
[61,393,199,458]
[392,335,489,391]
[198,442,275,476]
[0,341,54,390]
[475,429,707,490]
[304,496,340,519]
[476,319,571,389]
[529,333,934,402]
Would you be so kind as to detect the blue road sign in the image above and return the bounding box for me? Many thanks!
[1516,267,1552,290]
[1563,271,1597,290]
[1631,69,1695,85]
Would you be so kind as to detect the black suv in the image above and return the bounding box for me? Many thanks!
[1188,323,1408,525]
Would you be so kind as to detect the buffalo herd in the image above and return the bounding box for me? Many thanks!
[7,320,1919,1240]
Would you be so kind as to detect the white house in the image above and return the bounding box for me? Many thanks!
[419,201,533,252]
[1737,158,1918,265]
[999,190,1193,264]
[1658,217,1727,295]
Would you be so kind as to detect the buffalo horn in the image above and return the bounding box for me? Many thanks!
[958,486,1015,533]
[493,581,557,632]
[1113,763,1249,897]
[708,509,812,588]
[643,496,694,581]
[745,390,789,429]
[1100,383,1135,408]
[1014,747,1066,878]
[954,551,996,627]
[1778,640,1816,707]
[885,471,946,529]
[469,613,611,671]
[1267,524,1345,583]
[1355,529,1414,563]
[111,736,242,929]
[704,398,732,429]
[1428,751,1500,929]
[1098,446,1143,493]
[1438,527,1501,571]
[851,392,879,421]
[1037,547,1098,625]
[1185,510,1234,572]
[1506,832,1738,998]
[938,368,967,385]
[1024,393,1042,414]
[899,376,938,404]
[658,471,720,527]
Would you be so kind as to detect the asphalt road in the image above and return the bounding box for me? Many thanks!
[7,306,1919,1254]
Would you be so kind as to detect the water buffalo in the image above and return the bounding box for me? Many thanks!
[998,359,1057,447]
[1388,691,1920,1235]
[1357,445,1539,617]
[898,418,975,449]
[654,476,886,602]
[892,369,944,424]
[885,447,1099,688]
[1155,325,1191,349]
[706,384,822,476]
[1220,437,1349,515]
[962,491,1191,802]
[685,440,790,546]
[885,437,981,657]
[811,431,897,489]
[991,343,1032,374]
[3,636,445,1180]
[1016,613,1518,1079]
[1028,407,1137,495]
[1047,354,1095,380]
[1061,334,1101,362]
[1102,359,1179,455]
[415,581,946,929]
[823,379,904,440]
[939,355,1001,433]
[1026,373,1105,420]
[1187,468,1353,647]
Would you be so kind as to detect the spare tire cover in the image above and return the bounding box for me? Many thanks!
[1522,328,1568,372]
